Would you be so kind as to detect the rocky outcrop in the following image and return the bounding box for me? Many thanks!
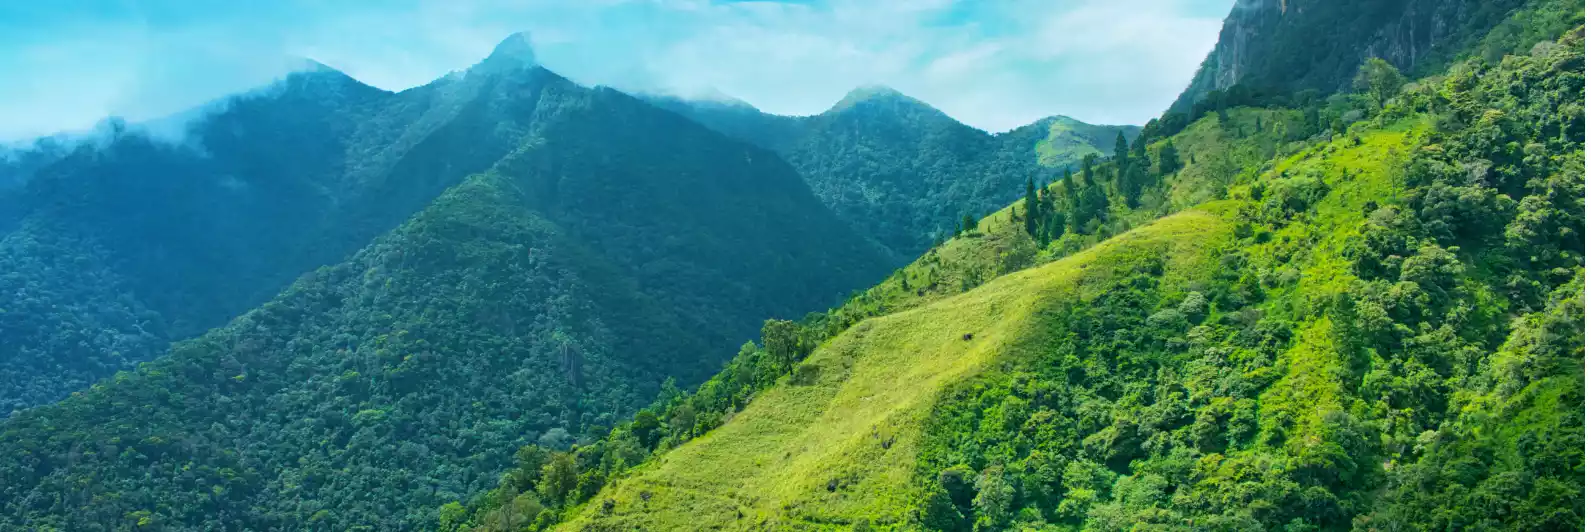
[1170,0,1526,110]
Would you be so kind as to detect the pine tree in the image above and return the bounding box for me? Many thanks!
[1121,163,1146,208]
[1158,140,1182,176]
[1023,177,1039,237]
[962,214,977,235]
[1059,167,1078,208]
[1113,132,1130,177]
[1080,155,1097,187]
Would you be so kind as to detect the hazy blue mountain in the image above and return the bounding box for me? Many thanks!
[642,88,1139,258]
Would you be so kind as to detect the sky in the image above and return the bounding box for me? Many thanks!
[0,0,1235,142]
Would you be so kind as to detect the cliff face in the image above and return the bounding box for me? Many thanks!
[1171,0,1523,110]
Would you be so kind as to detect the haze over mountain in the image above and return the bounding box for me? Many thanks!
[0,32,918,529]
[643,88,1141,258]
[0,30,1140,418]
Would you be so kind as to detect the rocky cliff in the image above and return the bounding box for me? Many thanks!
[1170,0,1528,110]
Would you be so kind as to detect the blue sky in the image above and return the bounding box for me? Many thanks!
[0,0,1235,141]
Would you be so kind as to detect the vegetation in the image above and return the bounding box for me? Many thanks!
[454,10,1584,531]
[0,56,892,530]
[646,89,1140,259]
[0,2,1581,531]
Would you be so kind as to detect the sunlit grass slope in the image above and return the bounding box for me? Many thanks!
[560,209,1233,530]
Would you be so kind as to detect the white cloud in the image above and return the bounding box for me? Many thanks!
[0,0,1232,140]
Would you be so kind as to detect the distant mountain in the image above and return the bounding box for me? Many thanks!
[0,33,892,529]
[642,89,1139,259]
[0,36,891,417]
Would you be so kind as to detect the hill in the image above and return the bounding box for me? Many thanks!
[454,3,1584,530]
[0,40,892,530]
[643,90,1140,259]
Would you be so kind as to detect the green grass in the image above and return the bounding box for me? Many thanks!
[1157,108,1308,210]
[559,210,1231,530]
[1034,117,1127,168]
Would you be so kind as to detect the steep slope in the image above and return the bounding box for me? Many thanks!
[0,68,393,415]
[643,89,1139,259]
[562,209,1233,529]
[0,35,891,416]
[0,67,891,530]
[455,8,1583,531]
[1169,0,1583,112]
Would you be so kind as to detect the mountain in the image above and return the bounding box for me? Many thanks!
[456,2,1584,530]
[0,38,889,417]
[643,89,1140,259]
[1169,0,1573,111]
[0,37,893,530]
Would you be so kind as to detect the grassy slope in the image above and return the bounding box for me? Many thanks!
[828,106,1300,325]
[556,52,1545,528]
[561,209,1232,529]
[1033,117,1141,169]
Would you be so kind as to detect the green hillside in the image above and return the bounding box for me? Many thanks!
[560,208,1233,529]
[1028,116,1136,169]
[452,8,1583,531]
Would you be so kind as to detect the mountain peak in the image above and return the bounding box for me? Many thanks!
[834,85,903,104]
[825,85,942,117]
[474,31,539,74]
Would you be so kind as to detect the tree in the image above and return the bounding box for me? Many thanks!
[537,452,579,506]
[1080,155,1097,187]
[1112,132,1130,176]
[1353,58,1406,108]
[973,465,1015,529]
[438,501,468,532]
[919,484,965,531]
[631,410,661,449]
[1157,140,1182,176]
[1059,168,1079,208]
[962,214,978,236]
[761,319,801,373]
[1120,163,1148,208]
[1023,177,1039,237]
[509,445,551,490]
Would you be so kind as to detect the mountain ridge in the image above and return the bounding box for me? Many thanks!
[641,88,1140,259]
[0,41,896,530]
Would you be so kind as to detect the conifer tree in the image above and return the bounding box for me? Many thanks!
[1023,177,1039,237]
[1158,140,1182,176]
[1113,132,1130,176]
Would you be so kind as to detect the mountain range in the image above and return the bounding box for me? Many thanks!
[0,0,1584,530]
[0,29,1131,531]
[644,88,1139,259]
